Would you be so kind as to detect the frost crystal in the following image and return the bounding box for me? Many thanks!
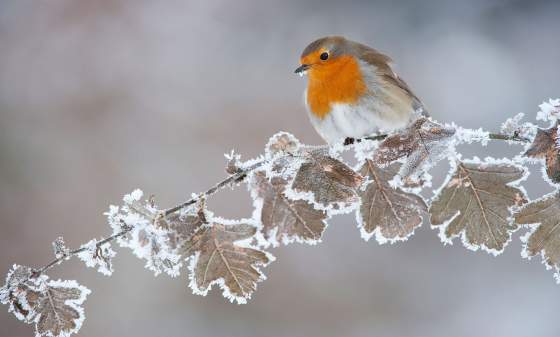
[537,98,560,123]
[500,113,537,142]
[52,237,70,260]
[106,190,182,277]
[454,126,490,146]
[76,239,116,276]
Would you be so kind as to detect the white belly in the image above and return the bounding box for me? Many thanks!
[307,101,412,144]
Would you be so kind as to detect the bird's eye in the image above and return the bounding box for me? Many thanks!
[320,52,329,61]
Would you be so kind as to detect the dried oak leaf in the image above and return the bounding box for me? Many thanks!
[183,221,272,303]
[525,123,560,184]
[514,193,560,279]
[357,160,427,243]
[33,280,90,337]
[430,161,527,254]
[374,117,456,177]
[291,154,363,208]
[252,171,328,245]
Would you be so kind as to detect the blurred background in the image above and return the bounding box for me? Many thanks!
[1,1,560,336]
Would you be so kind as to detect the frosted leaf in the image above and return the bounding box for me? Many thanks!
[1,265,37,321]
[373,117,456,177]
[536,98,560,122]
[33,279,90,337]
[357,161,427,243]
[1,267,90,337]
[524,124,560,184]
[250,171,328,246]
[183,219,273,304]
[430,160,527,255]
[290,153,363,211]
[52,237,70,260]
[1,268,44,323]
[106,191,182,277]
[514,192,560,282]
[2,264,33,294]
[162,210,205,250]
[265,132,301,158]
[76,239,116,276]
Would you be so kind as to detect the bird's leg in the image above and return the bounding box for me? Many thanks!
[343,137,355,146]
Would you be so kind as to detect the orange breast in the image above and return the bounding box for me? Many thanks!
[306,55,367,119]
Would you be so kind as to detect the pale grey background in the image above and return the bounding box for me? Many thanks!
[1,1,560,337]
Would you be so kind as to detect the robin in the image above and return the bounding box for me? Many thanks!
[295,36,427,144]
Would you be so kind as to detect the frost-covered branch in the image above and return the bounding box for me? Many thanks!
[2,99,559,337]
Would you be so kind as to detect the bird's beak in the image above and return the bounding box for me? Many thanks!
[294,64,310,76]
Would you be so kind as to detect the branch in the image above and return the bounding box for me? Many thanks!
[21,127,527,284]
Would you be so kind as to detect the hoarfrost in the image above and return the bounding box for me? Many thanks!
[106,189,182,277]
[537,98,560,123]
[52,237,70,260]
[0,265,91,337]
[76,239,116,276]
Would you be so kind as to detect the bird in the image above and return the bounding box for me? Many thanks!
[295,36,427,144]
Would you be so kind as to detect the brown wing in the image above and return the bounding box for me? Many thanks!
[352,42,428,116]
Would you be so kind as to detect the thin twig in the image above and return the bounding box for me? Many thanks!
[163,159,266,216]
[29,228,131,280]
[488,132,530,142]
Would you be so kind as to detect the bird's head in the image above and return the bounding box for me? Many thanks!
[294,36,353,78]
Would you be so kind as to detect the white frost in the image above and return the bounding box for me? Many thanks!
[76,239,116,276]
[536,98,560,123]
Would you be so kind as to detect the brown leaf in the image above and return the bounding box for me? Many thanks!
[252,172,327,245]
[525,124,560,184]
[183,221,272,303]
[291,154,363,208]
[374,117,456,177]
[514,193,560,279]
[164,211,205,250]
[430,161,527,254]
[34,280,90,337]
[357,160,427,242]
[1,272,91,337]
